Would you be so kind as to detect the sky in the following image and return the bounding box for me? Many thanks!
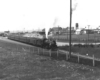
[0,0,100,32]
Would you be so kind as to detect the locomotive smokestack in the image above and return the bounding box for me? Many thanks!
[45,27,49,39]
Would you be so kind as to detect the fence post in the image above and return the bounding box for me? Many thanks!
[32,47,34,53]
[29,47,31,52]
[43,49,44,55]
[57,50,58,58]
[38,48,39,54]
[28,47,29,52]
[93,55,95,66]
[16,44,18,51]
[49,50,51,57]
[66,52,68,60]
[30,47,32,52]
[22,47,25,51]
[78,53,80,63]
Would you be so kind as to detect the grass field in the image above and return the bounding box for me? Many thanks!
[59,45,100,58]
[54,33,100,59]
[0,38,100,80]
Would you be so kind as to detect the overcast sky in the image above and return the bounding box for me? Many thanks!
[0,0,100,31]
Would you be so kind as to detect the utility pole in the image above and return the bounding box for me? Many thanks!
[69,0,72,59]
[87,25,90,45]
[68,0,78,59]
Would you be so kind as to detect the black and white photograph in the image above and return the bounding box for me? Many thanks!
[0,0,100,80]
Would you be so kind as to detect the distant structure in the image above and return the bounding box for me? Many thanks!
[75,23,79,29]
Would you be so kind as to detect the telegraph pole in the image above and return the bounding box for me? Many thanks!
[69,0,72,59]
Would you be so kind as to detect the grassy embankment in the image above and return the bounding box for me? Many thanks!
[0,38,100,80]
[59,45,100,58]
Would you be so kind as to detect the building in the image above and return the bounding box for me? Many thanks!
[49,27,62,34]
[94,29,100,33]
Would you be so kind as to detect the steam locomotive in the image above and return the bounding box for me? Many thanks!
[7,33,58,50]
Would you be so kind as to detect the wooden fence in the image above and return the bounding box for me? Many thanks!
[59,50,100,67]
[22,46,100,67]
[13,42,100,67]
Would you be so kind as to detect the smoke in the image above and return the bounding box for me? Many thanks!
[53,18,58,27]
[45,26,50,39]
[45,17,58,39]
[72,0,78,12]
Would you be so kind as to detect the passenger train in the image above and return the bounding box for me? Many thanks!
[7,32,58,50]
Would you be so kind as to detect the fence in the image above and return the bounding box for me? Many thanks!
[6,35,100,67]
[18,45,69,60]
[19,45,100,67]
[59,50,100,67]
[14,43,100,67]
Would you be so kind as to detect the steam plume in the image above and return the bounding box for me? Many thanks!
[72,0,78,12]
[45,17,58,39]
